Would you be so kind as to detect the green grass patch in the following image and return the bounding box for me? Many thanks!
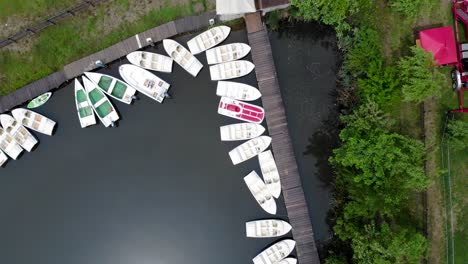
[0,2,195,95]
[0,0,82,21]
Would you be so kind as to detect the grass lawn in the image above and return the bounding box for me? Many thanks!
[0,0,211,95]
[373,1,467,263]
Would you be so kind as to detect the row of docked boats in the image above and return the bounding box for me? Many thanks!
[183,27,299,264]
[0,108,56,166]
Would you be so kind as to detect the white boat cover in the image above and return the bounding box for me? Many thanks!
[216,0,256,15]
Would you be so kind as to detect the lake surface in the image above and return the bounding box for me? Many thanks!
[270,22,340,242]
[0,23,339,263]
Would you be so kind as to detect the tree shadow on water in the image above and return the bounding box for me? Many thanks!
[302,106,341,189]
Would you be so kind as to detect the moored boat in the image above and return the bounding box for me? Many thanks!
[220,123,265,141]
[187,25,231,55]
[218,97,265,124]
[163,39,203,77]
[229,136,271,165]
[84,72,136,104]
[119,64,171,103]
[216,81,261,101]
[27,92,52,109]
[126,51,173,73]
[252,239,296,264]
[244,171,276,215]
[246,219,292,238]
[74,79,97,128]
[258,150,282,198]
[0,114,38,152]
[206,43,251,64]
[12,108,56,136]
[0,127,23,159]
[209,60,255,81]
[0,150,7,166]
[82,76,119,128]
[279,258,297,264]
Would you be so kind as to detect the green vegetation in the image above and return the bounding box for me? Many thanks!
[291,0,467,263]
[0,0,81,21]
[0,0,207,95]
[398,46,446,103]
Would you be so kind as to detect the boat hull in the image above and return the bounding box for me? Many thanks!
[229,136,271,165]
[209,60,255,81]
[126,51,173,73]
[12,108,56,136]
[0,114,38,152]
[84,72,136,104]
[27,92,52,109]
[244,171,277,215]
[74,79,97,128]
[218,97,265,124]
[252,239,296,264]
[220,123,265,141]
[206,43,251,64]
[119,64,170,103]
[0,150,8,166]
[0,128,23,159]
[82,76,119,128]
[258,150,282,198]
[187,26,231,54]
[246,219,292,238]
[163,39,203,77]
[216,81,261,101]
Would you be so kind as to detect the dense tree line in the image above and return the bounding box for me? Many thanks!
[290,0,447,263]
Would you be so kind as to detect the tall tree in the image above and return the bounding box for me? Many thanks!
[398,46,446,103]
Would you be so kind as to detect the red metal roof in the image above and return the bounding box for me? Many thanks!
[419,26,458,65]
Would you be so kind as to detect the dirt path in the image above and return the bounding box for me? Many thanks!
[423,97,444,264]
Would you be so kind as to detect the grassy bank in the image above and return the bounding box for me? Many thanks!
[0,0,213,95]
[0,0,82,23]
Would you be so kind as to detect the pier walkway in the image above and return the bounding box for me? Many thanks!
[245,12,321,264]
[0,11,216,113]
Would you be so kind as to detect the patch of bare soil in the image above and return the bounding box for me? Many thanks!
[424,97,444,264]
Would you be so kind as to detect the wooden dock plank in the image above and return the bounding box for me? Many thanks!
[246,13,321,264]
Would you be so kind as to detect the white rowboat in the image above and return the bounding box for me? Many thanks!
[74,79,97,128]
[209,60,255,81]
[216,81,261,101]
[258,150,282,198]
[246,219,292,238]
[279,258,297,264]
[220,123,265,141]
[12,108,56,136]
[206,43,251,64]
[187,26,231,54]
[126,51,173,73]
[0,114,37,152]
[0,127,23,159]
[229,136,271,165]
[84,72,136,104]
[0,150,7,166]
[163,39,203,77]
[119,64,170,103]
[252,239,296,264]
[82,76,119,128]
[244,171,277,215]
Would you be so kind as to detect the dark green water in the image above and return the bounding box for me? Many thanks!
[0,24,339,263]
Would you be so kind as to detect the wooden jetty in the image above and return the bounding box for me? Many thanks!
[0,11,216,113]
[245,12,321,264]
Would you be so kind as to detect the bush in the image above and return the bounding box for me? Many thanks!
[345,26,383,77]
[398,46,446,103]
[446,120,468,150]
[389,0,426,18]
[357,59,400,108]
